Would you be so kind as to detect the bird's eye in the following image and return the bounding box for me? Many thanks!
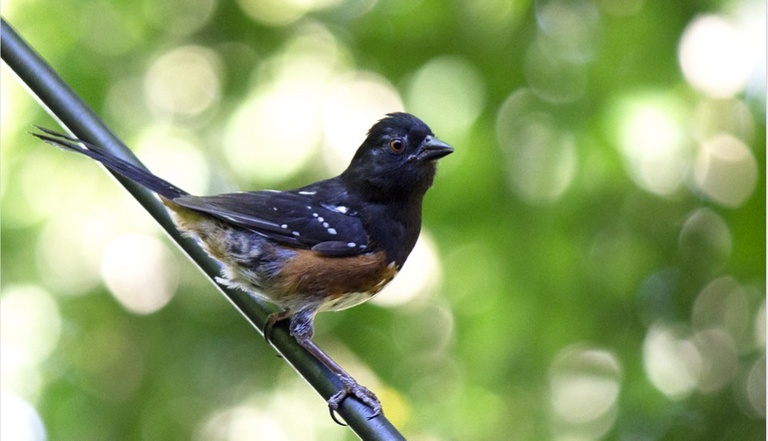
[389,138,405,153]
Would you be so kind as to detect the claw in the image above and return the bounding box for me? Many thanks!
[326,373,383,424]
[329,406,347,426]
[284,311,384,423]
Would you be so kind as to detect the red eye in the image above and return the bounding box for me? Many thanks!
[389,138,404,152]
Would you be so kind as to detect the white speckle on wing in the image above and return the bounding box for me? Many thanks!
[312,213,318,217]
[323,222,329,228]
[298,190,316,195]
[330,205,349,214]
[317,217,324,222]
[273,207,278,211]
[307,206,312,210]
[327,228,337,235]
[347,242,356,247]
[281,224,288,229]
[292,231,300,237]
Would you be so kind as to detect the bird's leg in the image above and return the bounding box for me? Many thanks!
[289,309,383,424]
[263,310,291,347]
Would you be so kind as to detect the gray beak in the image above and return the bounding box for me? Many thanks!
[417,136,454,162]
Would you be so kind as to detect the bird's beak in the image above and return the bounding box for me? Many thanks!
[417,136,454,162]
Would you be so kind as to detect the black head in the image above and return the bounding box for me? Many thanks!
[341,113,453,202]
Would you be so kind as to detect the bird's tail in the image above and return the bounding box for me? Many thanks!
[31,127,189,200]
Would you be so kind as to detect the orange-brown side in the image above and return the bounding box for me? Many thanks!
[274,249,398,310]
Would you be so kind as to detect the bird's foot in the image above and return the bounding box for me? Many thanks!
[327,372,383,425]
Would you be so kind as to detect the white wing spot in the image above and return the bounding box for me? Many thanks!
[298,190,316,195]
[281,224,288,229]
[323,222,329,228]
[317,217,324,222]
[327,228,337,235]
[312,213,318,217]
[347,242,356,247]
[292,231,300,237]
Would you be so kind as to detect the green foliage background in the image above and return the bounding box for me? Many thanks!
[1,0,765,440]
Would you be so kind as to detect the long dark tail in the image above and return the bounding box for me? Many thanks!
[31,127,189,200]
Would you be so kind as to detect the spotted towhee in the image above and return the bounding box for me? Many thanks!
[33,112,453,420]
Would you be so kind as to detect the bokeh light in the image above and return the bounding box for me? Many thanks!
[194,373,360,440]
[106,76,152,132]
[322,73,404,174]
[35,206,121,295]
[0,68,32,154]
[134,125,212,196]
[691,98,755,143]
[373,232,442,307]
[692,328,738,392]
[142,0,216,37]
[392,301,454,357]
[223,27,345,182]
[101,233,179,315]
[198,405,294,441]
[643,323,701,399]
[755,301,766,349]
[406,56,486,140]
[548,346,622,440]
[614,93,691,196]
[693,133,758,208]
[459,0,527,37]
[236,0,349,26]
[144,46,222,122]
[224,80,322,182]
[496,89,577,204]
[679,15,756,98]
[10,147,97,228]
[534,0,600,62]
[678,207,732,273]
[0,393,47,441]
[1,285,61,401]
[746,356,766,417]
[692,276,750,344]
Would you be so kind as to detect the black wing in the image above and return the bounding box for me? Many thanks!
[172,189,370,256]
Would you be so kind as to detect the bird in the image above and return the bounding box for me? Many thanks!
[32,112,453,422]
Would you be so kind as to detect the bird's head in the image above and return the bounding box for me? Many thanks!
[341,113,453,202]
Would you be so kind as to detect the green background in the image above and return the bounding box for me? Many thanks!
[1,0,765,440]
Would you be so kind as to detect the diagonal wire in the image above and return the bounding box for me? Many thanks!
[1,17,405,441]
